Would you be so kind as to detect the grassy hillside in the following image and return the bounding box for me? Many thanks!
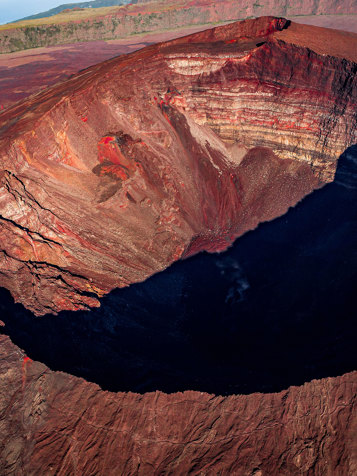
[14,0,132,23]
[1,6,125,30]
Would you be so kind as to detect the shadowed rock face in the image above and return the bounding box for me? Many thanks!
[1,147,356,397]
[0,17,356,474]
[0,17,356,315]
[0,144,356,475]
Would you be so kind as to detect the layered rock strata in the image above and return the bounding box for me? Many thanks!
[0,17,356,475]
[0,17,356,315]
[1,0,357,53]
[0,26,214,111]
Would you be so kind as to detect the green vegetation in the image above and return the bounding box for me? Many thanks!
[93,20,105,29]
[14,0,131,23]
[0,6,123,31]
[9,37,25,49]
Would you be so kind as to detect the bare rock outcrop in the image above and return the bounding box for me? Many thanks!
[0,0,357,53]
[0,17,356,315]
[0,334,356,475]
[0,18,356,475]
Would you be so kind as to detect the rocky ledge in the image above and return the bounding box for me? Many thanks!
[0,334,356,474]
[1,0,356,54]
[0,17,356,474]
[0,16,356,315]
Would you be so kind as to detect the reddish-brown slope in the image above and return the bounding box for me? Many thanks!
[0,17,356,315]
[1,19,356,112]
[1,0,356,53]
[292,14,357,33]
[0,25,215,110]
[0,334,356,475]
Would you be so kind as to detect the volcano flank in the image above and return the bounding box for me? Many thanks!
[0,16,356,475]
[0,16,356,315]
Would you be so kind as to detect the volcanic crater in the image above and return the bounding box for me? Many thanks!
[1,17,356,316]
[0,15,356,475]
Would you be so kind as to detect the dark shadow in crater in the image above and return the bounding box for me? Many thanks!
[1,146,356,395]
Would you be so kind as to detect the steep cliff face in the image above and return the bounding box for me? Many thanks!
[0,17,356,315]
[0,17,356,474]
[0,0,356,53]
[0,334,356,475]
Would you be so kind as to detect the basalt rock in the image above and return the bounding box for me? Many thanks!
[0,17,356,315]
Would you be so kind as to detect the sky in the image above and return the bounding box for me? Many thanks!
[0,0,84,24]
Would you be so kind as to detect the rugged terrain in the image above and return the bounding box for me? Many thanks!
[15,0,132,23]
[0,16,356,474]
[1,0,357,53]
[0,333,356,475]
[0,25,213,110]
[0,17,356,316]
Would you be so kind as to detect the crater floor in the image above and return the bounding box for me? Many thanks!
[1,147,356,395]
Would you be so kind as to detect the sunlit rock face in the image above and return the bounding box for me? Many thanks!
[0,16,356,315]
[1,0,356,53]
[0,17,357,475]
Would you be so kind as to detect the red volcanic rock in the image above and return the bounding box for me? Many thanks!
[62,7,84,13]
[1,0,356,53]
[0,17,356,315]
[0,18,356,475]
[95,133,140,181]
[0,26,213,110]
[0,334,356,474]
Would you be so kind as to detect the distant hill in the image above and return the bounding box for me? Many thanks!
[14,0,133,23]
[1,0,356,54]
